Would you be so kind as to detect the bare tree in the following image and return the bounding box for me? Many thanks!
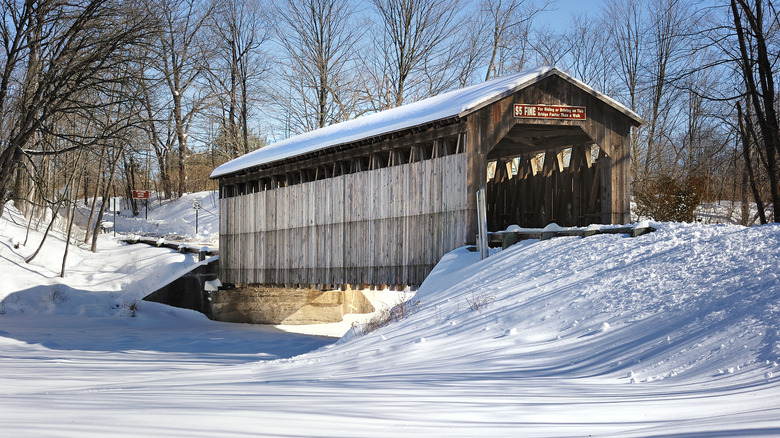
[0,0,149,218]
[367,0,464,108]
[145,0,215,197]
[737,100,769,223]
[447,17,487,88]
[729,0,779,221]
[206,0,269,157]
[60,144,87,276]
[604,0,645,112]
[530,25,570,67]
[138,68,176,200]
[273,0,362,133]
[564,14,613,94]
[639,0,693,180]
[480,0,548,81]
[602,0,646,183]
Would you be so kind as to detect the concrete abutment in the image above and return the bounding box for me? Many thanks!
[143,258,375,325]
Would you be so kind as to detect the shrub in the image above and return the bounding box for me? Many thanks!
[48,286,69,305]
[353,299,420,336]
[635,175,709,222]
[125,299,140,317]
[467,291,495,313]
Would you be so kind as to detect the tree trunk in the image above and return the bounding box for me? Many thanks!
[84,147,107,244]
[123,152,139,216]
[91,146,126,252]
[731,0,780,221]
[61,162,86,277]
[737,101,767,224]
[174,93,187,197]
[25,203,61,264]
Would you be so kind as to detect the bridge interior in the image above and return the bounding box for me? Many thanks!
[485,124,605,230]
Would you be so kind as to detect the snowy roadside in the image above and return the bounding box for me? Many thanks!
[72,191,221,247]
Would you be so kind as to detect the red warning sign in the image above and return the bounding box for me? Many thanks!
[514,104,586,120]
[132,190,150,199]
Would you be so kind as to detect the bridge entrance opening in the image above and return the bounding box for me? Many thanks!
[484,124,608,230]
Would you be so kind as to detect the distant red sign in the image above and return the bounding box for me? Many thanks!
[514,104,586,120]
[132,190,150,200]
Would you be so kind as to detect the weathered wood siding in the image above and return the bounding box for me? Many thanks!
[220,153,468,288]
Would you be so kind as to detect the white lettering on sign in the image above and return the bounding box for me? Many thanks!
[132,190,150,199]
[514,104,586,120]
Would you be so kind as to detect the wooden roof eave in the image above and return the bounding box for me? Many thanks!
[213,116,464,181]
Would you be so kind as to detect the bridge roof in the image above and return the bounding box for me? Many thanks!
[211,66,642,179]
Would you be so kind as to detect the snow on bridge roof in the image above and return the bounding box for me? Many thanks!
[210,66,642,179]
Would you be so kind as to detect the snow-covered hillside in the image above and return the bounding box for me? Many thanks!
[82,191,220,245]
[1,198,779,437]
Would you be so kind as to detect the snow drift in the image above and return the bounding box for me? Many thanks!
[342,222,780,383]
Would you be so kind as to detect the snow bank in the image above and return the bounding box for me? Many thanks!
[337,221,780,383]
[0,201,204,317]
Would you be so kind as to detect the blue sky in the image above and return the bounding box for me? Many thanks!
[538,0,602,29]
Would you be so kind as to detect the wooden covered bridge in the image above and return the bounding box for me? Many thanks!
[211,66,642,292]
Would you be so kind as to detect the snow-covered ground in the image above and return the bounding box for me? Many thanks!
[1,197,779,437]
[76,191,221,246]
